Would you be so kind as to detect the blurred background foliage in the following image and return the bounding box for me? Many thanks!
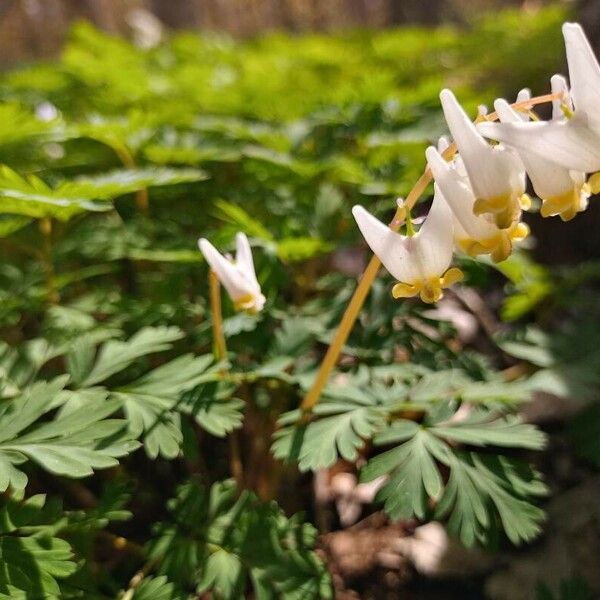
[2,1,600,598]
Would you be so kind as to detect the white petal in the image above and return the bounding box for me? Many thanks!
[440,89,491,169]
[426,146,496,240]
[234,232,259,291]
[494,99,579,199]
[512,88,531,122]
[478,117,600,172]
[352,206,421,283]
[411,192,454,278]
[198,238,253,301]
[563,23,600,119]
[516,88,531,103]
[441,89,524,200]
[437,136,451,154]
[494,98,521,124]
[551,74,571,120]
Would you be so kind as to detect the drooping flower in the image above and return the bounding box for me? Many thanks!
[478,23,600,180]
[491,80,590,222]
[198,232,266,313]
[440,89,528,229]
[352,196,463,303]
[426,145,529,263]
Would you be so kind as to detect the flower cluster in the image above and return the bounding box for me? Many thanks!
[353,22,599,304]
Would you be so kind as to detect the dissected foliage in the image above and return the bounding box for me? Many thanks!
[1,4,599,597]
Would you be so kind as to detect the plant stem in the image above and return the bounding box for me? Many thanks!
[208,269,244,487]
[209,269,227,362]
[299,91,560,414]
[39,217,59,304]
[113,143,150,215]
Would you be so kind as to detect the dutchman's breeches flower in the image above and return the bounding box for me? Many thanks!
[488,80,590,222]
[478,22,600,205]
[198,232,266,313]
[426,146,529,263]
[352,196,463,304]
[440,89,528,229]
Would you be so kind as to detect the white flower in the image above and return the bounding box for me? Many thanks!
[198,232,266,313]
[440,89,528,229]
[352,196,462,303]
[491,81,590,221]
[426,145,529,263]
[478,23,600,176]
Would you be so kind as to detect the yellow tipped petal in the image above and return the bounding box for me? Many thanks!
[420,285,443,304]
[588,172,600,194]
[519,194,532,210]
[512,222,530,241]
[490,236,513,263]
[441,267,464,287]
[392,282,420,299]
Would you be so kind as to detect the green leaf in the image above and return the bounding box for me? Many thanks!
[0,165,112,221]
[131,576,181,600]
[360,410,547,545]
[77,326,183,387]
[149,480,332,599]
[182,381,244,438]
[276,237,333,262]
[272,390,387,471]
[429,411,546,450]
[0,378,139,490]
[362,426,447,520]
[0,495,75,598]
[435,454,546,546]
[63,167,208,199]
[0,215,32,238]
[114,354,216,458]
[212,199,274,241]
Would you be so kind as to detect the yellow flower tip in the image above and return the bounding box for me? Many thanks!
[588,172,600,195]
[441,267,464,287]
[494,209,518,230]
[559,209,578,222]
[472,198,491,216]
[420,286,443,304]
[512,222,530,241]
[560,102,574,119]
[392,282,419,299]
[233,293,257,312]
[540,185,590,221]
[392,268,462,304]
[519,193,532,211]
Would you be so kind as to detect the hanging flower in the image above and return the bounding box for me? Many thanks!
[488,79,590,222]
[352,196,463,303]
[198,232,266,313]
[426,144,529,263]
[440,89,528,229]
[479,23,600,187]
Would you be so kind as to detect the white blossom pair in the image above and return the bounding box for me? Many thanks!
[198,233,265,313]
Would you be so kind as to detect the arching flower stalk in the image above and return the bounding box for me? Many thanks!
[300,32,569,412]
[352,196,463,303]
[198,232,266,313]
